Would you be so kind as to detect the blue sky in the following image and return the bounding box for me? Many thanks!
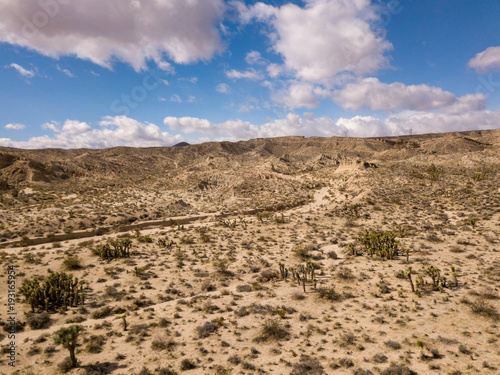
[1,0,500,148]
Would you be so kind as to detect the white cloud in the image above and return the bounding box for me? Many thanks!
[468,46,500,73]
[226,68,264,80]
[266,63,284,78]
[42,121,60,133]
[2,109,498,150]
[164,109,500,141]
[8,63,35,78]
[332,78,486,114]
[245,50,264,65]
[0,0,225,71]
[5,123,26,130]
[184,77,198,84]
[0,116,183,149]
[56,64,74,77]
[237,0,392,82]
[216,83,230,94]
[61,120,91,134]
[170,95,182,103]
[273,82,319,109]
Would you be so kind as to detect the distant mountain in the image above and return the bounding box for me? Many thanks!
[0,129,498,188]
[173,142,190,147]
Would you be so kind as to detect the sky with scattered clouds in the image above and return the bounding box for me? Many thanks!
[1,0,499,149]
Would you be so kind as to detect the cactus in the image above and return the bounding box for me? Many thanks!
[278,262,288,281]
[405,267,415,293]
[19,272,85,312]
[425,265,441,290]
[121,315,128,331]
[93,238,133,259]
[357,229,400,260]
[451,266,458,287]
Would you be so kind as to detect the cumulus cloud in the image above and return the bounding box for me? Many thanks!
[7,63,35,78]
[61,120,91,134]
[0,116,183,149]
[468,46,500,73]
[226,68,264,80]
[216,83,230,94]
[245,50,264,65]
[0,0,225,71]
[5,123,26,130]
[164,109,500,141]
[236,0,392,82]
[272,82,320,109]
[332,78,486,114]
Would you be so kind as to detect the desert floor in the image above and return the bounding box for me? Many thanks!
[0,145,499,375]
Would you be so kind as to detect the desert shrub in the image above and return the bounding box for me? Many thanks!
[339,332,357,347]
[44,345,56,354]
[380,363,417,375]
[385,340,401,350]
[338,358,354,368]
[137,236,153,243]
[254,319,290,342]
[242,362,256,370]
[317,287,342,301]
[293,244,314,260]
[26,312,51,330]
[200,234,211,243]
[158,317,171,328]
[258,268,277,282]
[155,368,178,375]
[57,357,74,373]
[353,369,373,375]
[179,235,195,244]
[336,267,355,280]
[63,256,82,270]
[236,284,252,292]
[292,291,306,300]
[372,353,388,363]
[180,359,196,371]
[91,306,114,319]
[85,335,106,353]
[213,366,233,375]
[27,346,41,356]
[228,355,241,365]
[197,321,218,338]
[327,251,338,259]
[151,335,176,351]
[290,355,324,375]
[470,300,499,320]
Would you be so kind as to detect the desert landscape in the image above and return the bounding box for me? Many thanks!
[0,129,498,375]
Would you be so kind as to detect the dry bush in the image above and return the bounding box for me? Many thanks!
[254,318,290,343]
[290,355,324,375]
[470,300,499,320]
[197,321,218,338]
[26,312,51,330]
[317,287,342,301]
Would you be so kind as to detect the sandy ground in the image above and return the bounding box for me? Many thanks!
[0,157,499,375]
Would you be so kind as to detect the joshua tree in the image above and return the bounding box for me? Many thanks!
[451,266,458,287]
[417,340,425,359]
[121,315,128,331]
[54,325,82,368]
[405,267,415,293]
[468,218,479,229]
